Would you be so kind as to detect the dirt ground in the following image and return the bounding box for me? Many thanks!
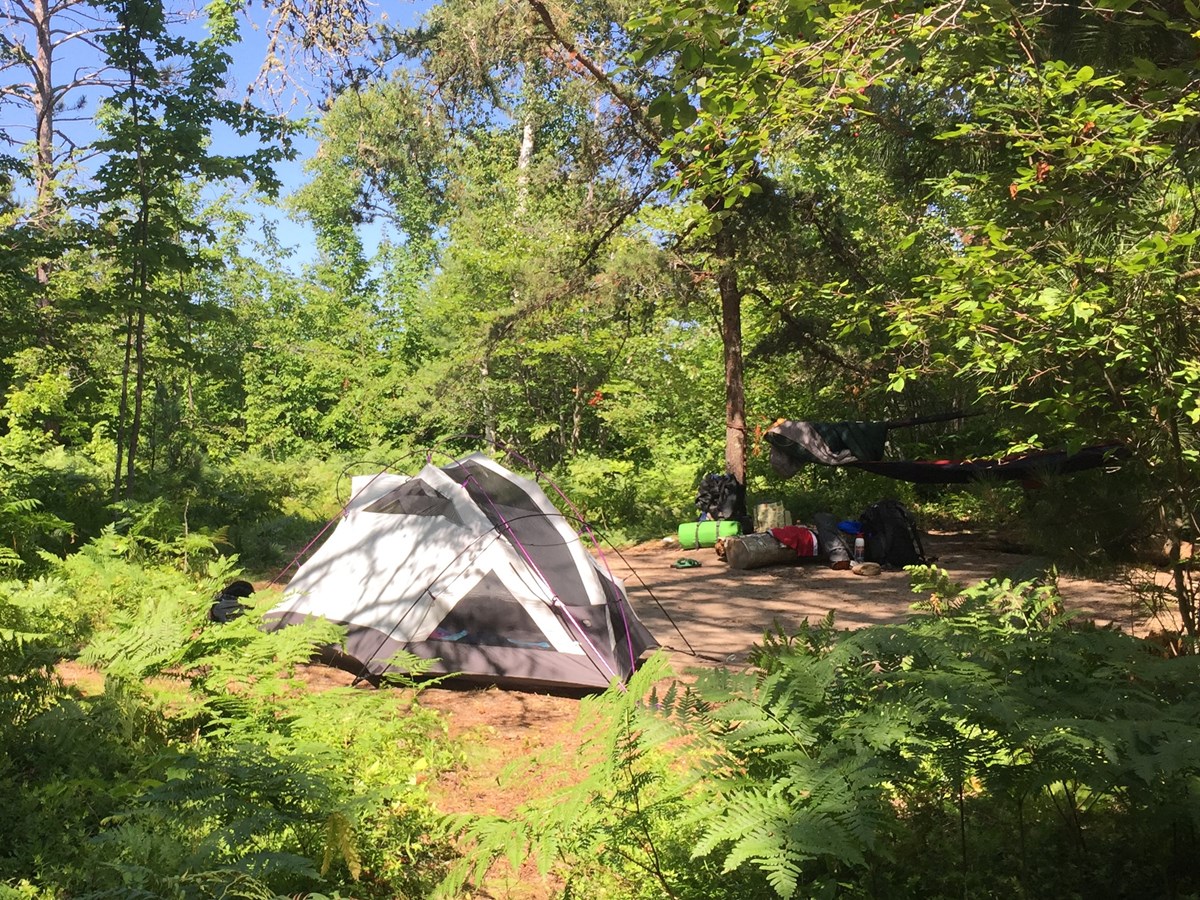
[408,530,1179,897]
[414,531,1170,804]
[301,528,1174,768]
[607,530,1160,670]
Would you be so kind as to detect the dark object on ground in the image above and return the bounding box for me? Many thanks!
[694,473,751,533]
[209,580,255,623]
[859,500,929,568]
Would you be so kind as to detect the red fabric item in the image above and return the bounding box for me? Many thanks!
[769,525,819,558]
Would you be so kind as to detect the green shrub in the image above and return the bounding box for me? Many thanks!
[0,538,458,899]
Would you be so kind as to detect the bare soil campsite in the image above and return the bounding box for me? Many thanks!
[46,524,1192,900]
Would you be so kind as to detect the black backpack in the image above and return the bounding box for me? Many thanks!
[859,500,928,567]
[694,473,746,522]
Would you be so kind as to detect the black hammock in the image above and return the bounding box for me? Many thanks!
[764,417,1125,485]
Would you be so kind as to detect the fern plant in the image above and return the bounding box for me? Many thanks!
[0,524,459,899]
[442,653,771,900]
[449,570,1200,900]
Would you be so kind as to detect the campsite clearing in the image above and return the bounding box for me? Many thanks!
[301,527,1166,792]
[56,530,1174,899]
[411,530,1175,898]
[290,528,1169,814]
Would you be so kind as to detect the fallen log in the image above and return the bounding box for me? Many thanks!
[723,533,802,570]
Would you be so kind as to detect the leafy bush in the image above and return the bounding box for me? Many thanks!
[1013,465,1158,567]
[0,527,229,651]
[554,443,709,544]
[0,353,104,569]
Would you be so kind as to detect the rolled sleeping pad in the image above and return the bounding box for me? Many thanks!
[678,519,741,548]
[813,512,851,565]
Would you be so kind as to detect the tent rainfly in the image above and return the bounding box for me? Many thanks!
[267,454,657,690]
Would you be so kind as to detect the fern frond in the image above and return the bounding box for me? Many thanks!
[320,809,362,879]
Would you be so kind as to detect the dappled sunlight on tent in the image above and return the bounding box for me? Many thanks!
[267,454,657,691]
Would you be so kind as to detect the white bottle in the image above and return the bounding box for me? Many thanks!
[853,534,866,563]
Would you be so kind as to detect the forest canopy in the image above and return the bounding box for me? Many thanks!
[0,0,1197,581]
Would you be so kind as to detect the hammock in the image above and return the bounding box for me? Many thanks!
[764,418,1124,485]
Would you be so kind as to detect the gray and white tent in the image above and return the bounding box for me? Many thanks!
[268,454,657,690]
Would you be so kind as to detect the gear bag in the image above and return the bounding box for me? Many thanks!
[859,500,928,567]
[694,473,746,522]
[209,580,255,623]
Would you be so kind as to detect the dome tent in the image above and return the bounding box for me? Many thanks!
[267,454,657,691]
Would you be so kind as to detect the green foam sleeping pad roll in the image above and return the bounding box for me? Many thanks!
[678,520,741,548]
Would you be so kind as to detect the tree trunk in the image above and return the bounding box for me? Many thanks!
[571,379,583,453]
[716,226,746,485]
[481,356,496,447]
[32,0,55,224]
[125,36,149,499]
[126,308,146,497]
[480,103,538,447]
[31,0,56,336]
[113,314,134,500]
[516,111,536,216]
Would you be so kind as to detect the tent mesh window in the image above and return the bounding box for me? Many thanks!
[365,478,462,524]
[429,572,554,650]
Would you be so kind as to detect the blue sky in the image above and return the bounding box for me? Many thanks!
[218,1,431,264]
[1,0,432,266]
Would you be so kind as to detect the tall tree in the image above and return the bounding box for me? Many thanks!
[0,0,113,225]
[288,0,682,464]
[625,0,1200,633]
[516,0,771,486]
[82,0,289,498]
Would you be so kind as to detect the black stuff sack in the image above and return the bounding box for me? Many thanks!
[694,473,746,522]
[859,500,928,568]
[209,580,255,623]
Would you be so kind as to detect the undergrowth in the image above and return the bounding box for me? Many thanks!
[0,532,458,899]
[449,568,1200,899]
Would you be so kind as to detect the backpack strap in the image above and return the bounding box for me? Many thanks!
[899,502,928,564]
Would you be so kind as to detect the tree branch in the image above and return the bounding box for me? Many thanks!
[576,182,658,270]
[525,0,664,160]
[745,285,870,375]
